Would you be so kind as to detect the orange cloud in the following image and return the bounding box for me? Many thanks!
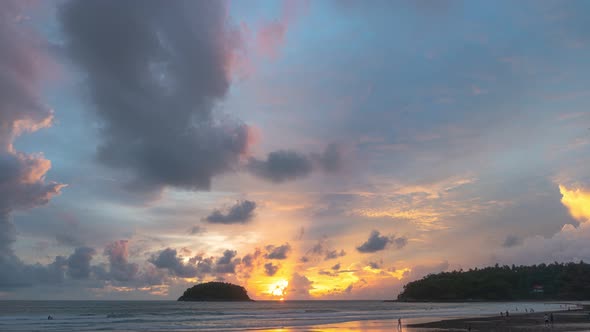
[560,185,590,222]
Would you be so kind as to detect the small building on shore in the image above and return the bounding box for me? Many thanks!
[531,284,544,294]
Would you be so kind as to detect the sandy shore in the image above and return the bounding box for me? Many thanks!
[408,305,590,331]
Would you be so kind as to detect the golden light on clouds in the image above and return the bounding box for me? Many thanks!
[308,270,359,297]
[268,279,288,300]
[362,266,411,280]
[560,185,590,222]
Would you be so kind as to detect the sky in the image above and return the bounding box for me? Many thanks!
[1,0,590,301]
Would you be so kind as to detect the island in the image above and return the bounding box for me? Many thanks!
[178,282,253,301]
[397,261,590,301]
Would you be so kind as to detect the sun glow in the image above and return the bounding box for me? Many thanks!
[268,280,288,300]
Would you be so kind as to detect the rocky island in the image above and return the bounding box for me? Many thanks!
[178,282,253,301]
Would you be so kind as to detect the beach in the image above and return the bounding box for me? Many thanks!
[256,305,590,332]
[407,305,590,332]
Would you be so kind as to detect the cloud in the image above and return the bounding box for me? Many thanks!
[331,262,341,271]
[407,261,450,280]
[265,243,291,260]
[66,247,96,279]
[205,200,257,225]
[149,248,197,278]
[255,0,309,59]
[59,0,252,194]
[305,237,346,261]
[189,255,215,276]
[356,230,407,253]
[393,236,408,249]
[288,272,313,299]
[0,1,64,288]
[241,249,262,268]
[311,143,343,173]
[246,145,342,183]
[264,262,280,276]
[215,250,240,274]
[324,249,347,260]
[55,234,84,247]
[150,247,243,279]
[188,225,205,235]
[318,270,338,277]
[502,235,522,248]
[247,150,313,183]
[103,240,139,282]
[560,185,590,222]
[368,261,381,269]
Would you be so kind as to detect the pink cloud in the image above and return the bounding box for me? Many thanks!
[255,0,309,60]
[0,1,64,255]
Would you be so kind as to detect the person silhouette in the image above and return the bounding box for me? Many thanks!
[397,318,402,330]
[544,314,549,327]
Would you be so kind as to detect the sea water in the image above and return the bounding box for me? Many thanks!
[0,300,573,331]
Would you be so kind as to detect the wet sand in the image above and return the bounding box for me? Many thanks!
[257,306,590,332]
[408,305,590,331]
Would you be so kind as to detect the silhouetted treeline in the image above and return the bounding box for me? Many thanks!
[178,282,252,301]
[397,261,590,301]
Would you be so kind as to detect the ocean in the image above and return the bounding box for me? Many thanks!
[0,300,571,331]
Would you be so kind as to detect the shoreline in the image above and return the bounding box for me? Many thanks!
[408,305,590,331]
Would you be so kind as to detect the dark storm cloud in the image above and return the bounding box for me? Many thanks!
[264,262,280,276]
[265,243,291,260]
[356,230,407,253]
[103,240,139,282]
[59,0,251,194]
[247,145,342,183]
[205,200,257,225]
[149,248,197,278]
[66,247,96,279]
[503,235,523,248]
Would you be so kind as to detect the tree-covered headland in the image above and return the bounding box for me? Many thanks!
[397,262,590,301]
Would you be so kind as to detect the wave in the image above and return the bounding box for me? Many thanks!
[0,300,572,331]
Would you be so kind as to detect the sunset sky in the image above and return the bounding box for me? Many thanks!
[1,0,590,300]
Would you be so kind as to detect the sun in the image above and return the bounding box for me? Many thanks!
[268,280,288,300]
